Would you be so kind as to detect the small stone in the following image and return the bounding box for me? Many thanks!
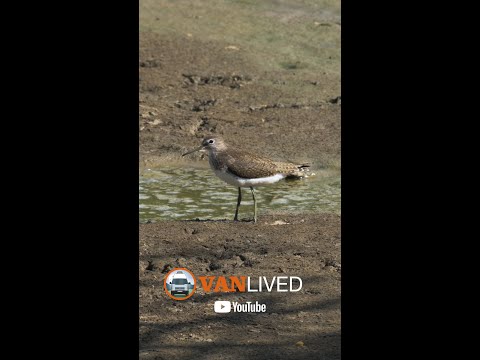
[161,264,172,273]
[209,262,222,271]
[243,259,253,267]
[149,119,162,126]
[146,261,156,271]
[184,228,197,235]
[270,220,289,225]
[329,96,341,104]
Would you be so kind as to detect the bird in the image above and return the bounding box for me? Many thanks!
[182,136,310,223]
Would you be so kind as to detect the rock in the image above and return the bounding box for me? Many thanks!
[148,119,162,126]
[270,220,289,225]
[243,259,253,267]
[329,96,341,104]
[161,264,172,273]
[184,228,198,235]
[146,261,156,271]
[209,262,222,271]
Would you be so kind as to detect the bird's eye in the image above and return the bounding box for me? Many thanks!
[208,139,214,144]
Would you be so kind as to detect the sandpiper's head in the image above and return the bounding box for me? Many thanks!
[200,136,227,151]
[182,136,227,156]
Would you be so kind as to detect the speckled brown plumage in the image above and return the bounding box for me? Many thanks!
[212,148,309,179]
[183,136,310,179]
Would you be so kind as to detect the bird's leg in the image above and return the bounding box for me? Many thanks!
[234,187,242,221]
[250,186,257,223]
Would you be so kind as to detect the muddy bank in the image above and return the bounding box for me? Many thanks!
[139,0,340,170]
[140,213,340,359]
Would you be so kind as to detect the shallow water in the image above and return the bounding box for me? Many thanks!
[139,165,340,222]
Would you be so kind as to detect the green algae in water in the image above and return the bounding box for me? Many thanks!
[139,167,340,222]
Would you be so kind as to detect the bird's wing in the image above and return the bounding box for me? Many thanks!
[217,149,280,179]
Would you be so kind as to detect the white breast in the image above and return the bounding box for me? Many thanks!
[213,169,285,188]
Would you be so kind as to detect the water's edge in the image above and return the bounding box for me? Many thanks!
[140,166,340,222]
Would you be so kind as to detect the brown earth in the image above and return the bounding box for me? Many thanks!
[140,29,341,171]
[140,214,340,360]
[139,1,341,358]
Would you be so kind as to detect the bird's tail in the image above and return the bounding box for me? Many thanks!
[274,162,311,178]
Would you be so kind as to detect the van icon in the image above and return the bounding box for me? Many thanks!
[170,271,191,297]
[164,268,196,300]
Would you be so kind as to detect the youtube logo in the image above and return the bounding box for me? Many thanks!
[214,301,231,313]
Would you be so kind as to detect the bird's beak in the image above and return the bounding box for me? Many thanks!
[182,145,204,156]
